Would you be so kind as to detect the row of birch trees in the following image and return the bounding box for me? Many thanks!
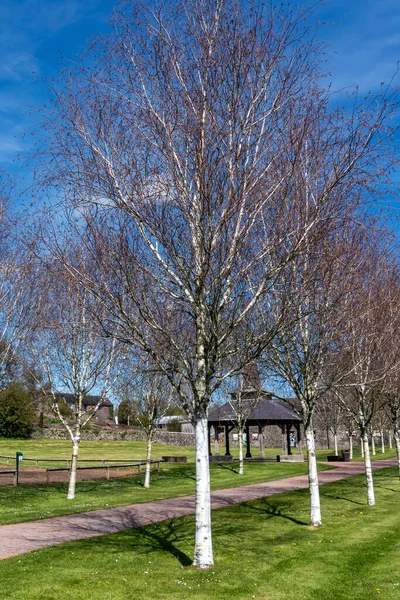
[0,0,399,570]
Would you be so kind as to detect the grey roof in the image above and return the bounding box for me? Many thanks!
[58,393,113,408]
[208,395,301,424]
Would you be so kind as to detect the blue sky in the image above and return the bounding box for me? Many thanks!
[0,0,399,174]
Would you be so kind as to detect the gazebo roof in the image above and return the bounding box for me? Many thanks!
[208,395,301,425]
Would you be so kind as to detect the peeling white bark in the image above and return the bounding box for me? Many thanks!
[380,430,385,454]
[371,431,376,456]
[193,415,213,569]
[144,434,153,489]
[214,430,219,456]
[334,434,338,456]
[389,431,393,449]
[258,426,265,458]
[394,430,400,478]
[67,438,80,500]
[362,432,375,506]
[305,425,321,526]
[349,434,353,460]
[238,428,244,475]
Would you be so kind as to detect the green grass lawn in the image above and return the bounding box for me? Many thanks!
[320,446,398,462]
[0,467,398,600]
[0,460,326,525]
[1,437,396,468]
[0,438,197,467]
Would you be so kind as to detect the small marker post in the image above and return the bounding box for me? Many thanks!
[15,452,23,485]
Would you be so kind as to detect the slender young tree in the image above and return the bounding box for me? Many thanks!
[27,265,120,500]
[315,392,346,456]
[334,248,396,506]
[122,356,174,488]
[263,220,375,526]
[223,364,263,475]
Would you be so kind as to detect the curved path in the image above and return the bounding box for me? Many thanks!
[0,457,396,560]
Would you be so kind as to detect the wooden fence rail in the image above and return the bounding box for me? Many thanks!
[45,460,162,483]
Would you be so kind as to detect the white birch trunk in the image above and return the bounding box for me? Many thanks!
[349,434,353,460]
[380,430,385,454]
[305,425,321,526]
[388,431,393,449]
[67,438,80,500]
[394,430,400,478]
[334,434,338,456]
[371,432,376,456]
[362,432,375,506]
[258,426,265,458]
[193,415,213,569]
[361,436,364,457]
[238,427,244,475]
[144,433,153,489]
[214,430,219,456]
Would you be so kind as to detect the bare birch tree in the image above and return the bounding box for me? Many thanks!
[27,265,120,500]
[263,221,372,526]
[376,266,400,474]
[315,392,346,456]
[121,355,174,488]
[334,247,396,506]
[33,0,399,566]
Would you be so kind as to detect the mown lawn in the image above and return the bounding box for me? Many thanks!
[0,461,327,525]
[0,467,398,600]
[0,436,396,468]
[0,438,197,467]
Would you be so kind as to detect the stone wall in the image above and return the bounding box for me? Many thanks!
[32,423,354,450]
[32,426,196,446]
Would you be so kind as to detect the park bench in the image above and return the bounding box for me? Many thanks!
[327,450,350,462]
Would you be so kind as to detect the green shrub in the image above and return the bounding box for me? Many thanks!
[167,418,182,432]
[0,383,35,438]
[58,399,73,419]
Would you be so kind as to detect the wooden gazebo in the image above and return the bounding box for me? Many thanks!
[208,366,302,459]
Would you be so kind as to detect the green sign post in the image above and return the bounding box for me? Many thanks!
[15,452,23,485]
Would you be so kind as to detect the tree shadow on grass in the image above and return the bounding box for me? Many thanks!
[137,520,192,566]
[320,493,364,506]
[244,499,308,526]
[214,463,239,475]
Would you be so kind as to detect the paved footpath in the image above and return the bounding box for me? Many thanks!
[0,457,397,560]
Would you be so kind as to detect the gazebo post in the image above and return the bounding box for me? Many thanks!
[286,422,292,456]
[245,423,252,458]
[224,424,231,456]
[258,424,265,458]
[214,424,219,456]
[208,424,212,456]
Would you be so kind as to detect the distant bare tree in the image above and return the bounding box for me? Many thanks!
[121,355,174,488]
[315,392,346,456]
[223,364,263,475]
[27,265,120,500]
[263,220,373,526]
[335,247,396,505]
